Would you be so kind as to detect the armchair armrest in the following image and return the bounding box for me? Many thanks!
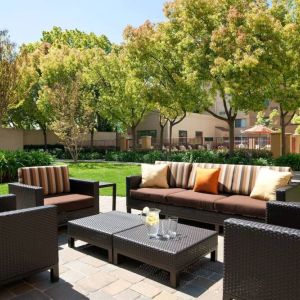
[276,182,300,202]
[267,201,300,229]
[224,218,300,300]
[69,178,99,212]
[0,206,58,283]
[126,175,142,196]
[0,194,16,212]
[8,183,43,209]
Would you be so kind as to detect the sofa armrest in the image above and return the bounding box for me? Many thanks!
[224,218,300,299]
[276,182,300,202]
[69,178,99,212]
[126,176,142,194]
[267,201,300,229]
[0,194,16,212]
[0,206,58,281]
[8,183,43,209]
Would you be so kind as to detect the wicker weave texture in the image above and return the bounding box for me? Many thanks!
[0,206,58,283]
[224,218,300,300]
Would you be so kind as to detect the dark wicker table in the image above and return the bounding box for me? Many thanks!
[113,224,218,287]
[68,211,142,262]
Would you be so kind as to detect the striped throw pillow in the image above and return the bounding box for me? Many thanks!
[188,163,235,193]
[18,165,70,196]
[231,165,291,196]
[155,161,192,189]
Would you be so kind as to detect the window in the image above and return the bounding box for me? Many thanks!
[179,130,188,145]
[234,119,246,128]
[195,131,203,145]
[137,130,157,139]
[204,137,214,142]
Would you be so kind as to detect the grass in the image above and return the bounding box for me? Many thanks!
[0,162,141,197]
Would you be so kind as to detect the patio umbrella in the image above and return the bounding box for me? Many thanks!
[241,125,276,149]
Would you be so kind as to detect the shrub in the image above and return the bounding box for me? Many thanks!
[275,154,300,171]
[0,150,53,183]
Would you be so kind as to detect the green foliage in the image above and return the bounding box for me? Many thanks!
[274,153,300,171]
[0,150,53,183]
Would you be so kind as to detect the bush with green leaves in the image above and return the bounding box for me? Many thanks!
[0,150,53,183]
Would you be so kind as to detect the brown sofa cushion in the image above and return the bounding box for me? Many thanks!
[167,190,227,211]
[214,195,267,219]
[130,188,185,204]
[44,194,94,213]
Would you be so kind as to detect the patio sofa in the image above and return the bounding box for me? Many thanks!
[8,165,99,226]
[126,161,299,229]
[0,200,58,286]
[223,201,300,300]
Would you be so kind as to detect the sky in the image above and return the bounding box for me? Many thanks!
[1,0,166,47]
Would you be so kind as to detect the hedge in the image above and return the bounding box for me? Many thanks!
[0,150,53,183]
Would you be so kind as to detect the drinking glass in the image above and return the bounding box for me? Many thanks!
[168,216,178,238]
[161,219,170,239]
[144,208,160,238]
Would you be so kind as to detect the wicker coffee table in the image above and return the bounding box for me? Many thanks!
[113,224,218,287]
[68,211,142,262]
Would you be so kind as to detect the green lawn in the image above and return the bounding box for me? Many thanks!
[0,162,141,197]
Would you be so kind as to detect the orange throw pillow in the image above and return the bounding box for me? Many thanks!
[193,168,221,194]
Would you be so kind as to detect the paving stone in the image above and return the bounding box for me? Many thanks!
[101,279,132,295]
[153,291,180,300]
[131,281,161,298]
[114,288,141,300]
[76,272,116,293]
[89,290,115,300]
[196,289,223,300]
[45,282,87,300]
[6,281,34,295]
[64,260,99,276]
[79,254,107,268]
[0,288,15,300]
[60,269,86,283]
[109,268,144,283]
[12,289,50,300]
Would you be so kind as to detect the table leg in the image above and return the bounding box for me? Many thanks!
[108,249,113,263]
[112,184,116,211]
[113,252,119,265]
[68,237,75,248]
[170,271,179,288]
[211,249,218,262]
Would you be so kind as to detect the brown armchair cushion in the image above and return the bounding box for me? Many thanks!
[130,188,185,204]
[18,165,70,196]
[44,194,94,213]
[167,190,227,211]
[214,195,267,219]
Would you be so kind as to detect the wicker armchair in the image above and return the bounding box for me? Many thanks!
[0,203,59,286]
[8,166,99,226]
[223,201,300,300]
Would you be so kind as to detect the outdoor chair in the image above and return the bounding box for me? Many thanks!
[8,165,99,226]
[0,202,59,286]
[223,201,300,300]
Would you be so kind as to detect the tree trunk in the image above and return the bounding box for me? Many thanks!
[169,123,173,154]
[131,125,137,151]
[42,128,48,150]
[90,128,94,150]
[280,110,286,156]
[159,124,165,150]
[228,119,235,154]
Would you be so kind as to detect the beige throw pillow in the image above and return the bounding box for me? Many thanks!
[250,168,292,201]
[140,164,169,188]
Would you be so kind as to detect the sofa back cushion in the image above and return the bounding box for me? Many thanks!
[18,165,71,196]
[155,161,192,189]
[188,163,235,193]
[231,165,291,196]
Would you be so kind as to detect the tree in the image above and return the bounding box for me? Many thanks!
[88,47,152,150]
[11,43,53,148]
[39,46,93,160]
[123,21,206,151]
[256,109,279,128]
[164,0,275,153]
[0,30,18,126]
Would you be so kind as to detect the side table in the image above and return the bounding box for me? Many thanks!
[99,182,117,211]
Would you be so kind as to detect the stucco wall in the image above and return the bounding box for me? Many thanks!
[23,130,60,145]
[0,128,24,150]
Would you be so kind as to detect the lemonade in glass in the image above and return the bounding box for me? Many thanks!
[142,207,160,238]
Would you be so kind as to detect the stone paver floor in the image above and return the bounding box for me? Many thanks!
[0,196,224,300]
